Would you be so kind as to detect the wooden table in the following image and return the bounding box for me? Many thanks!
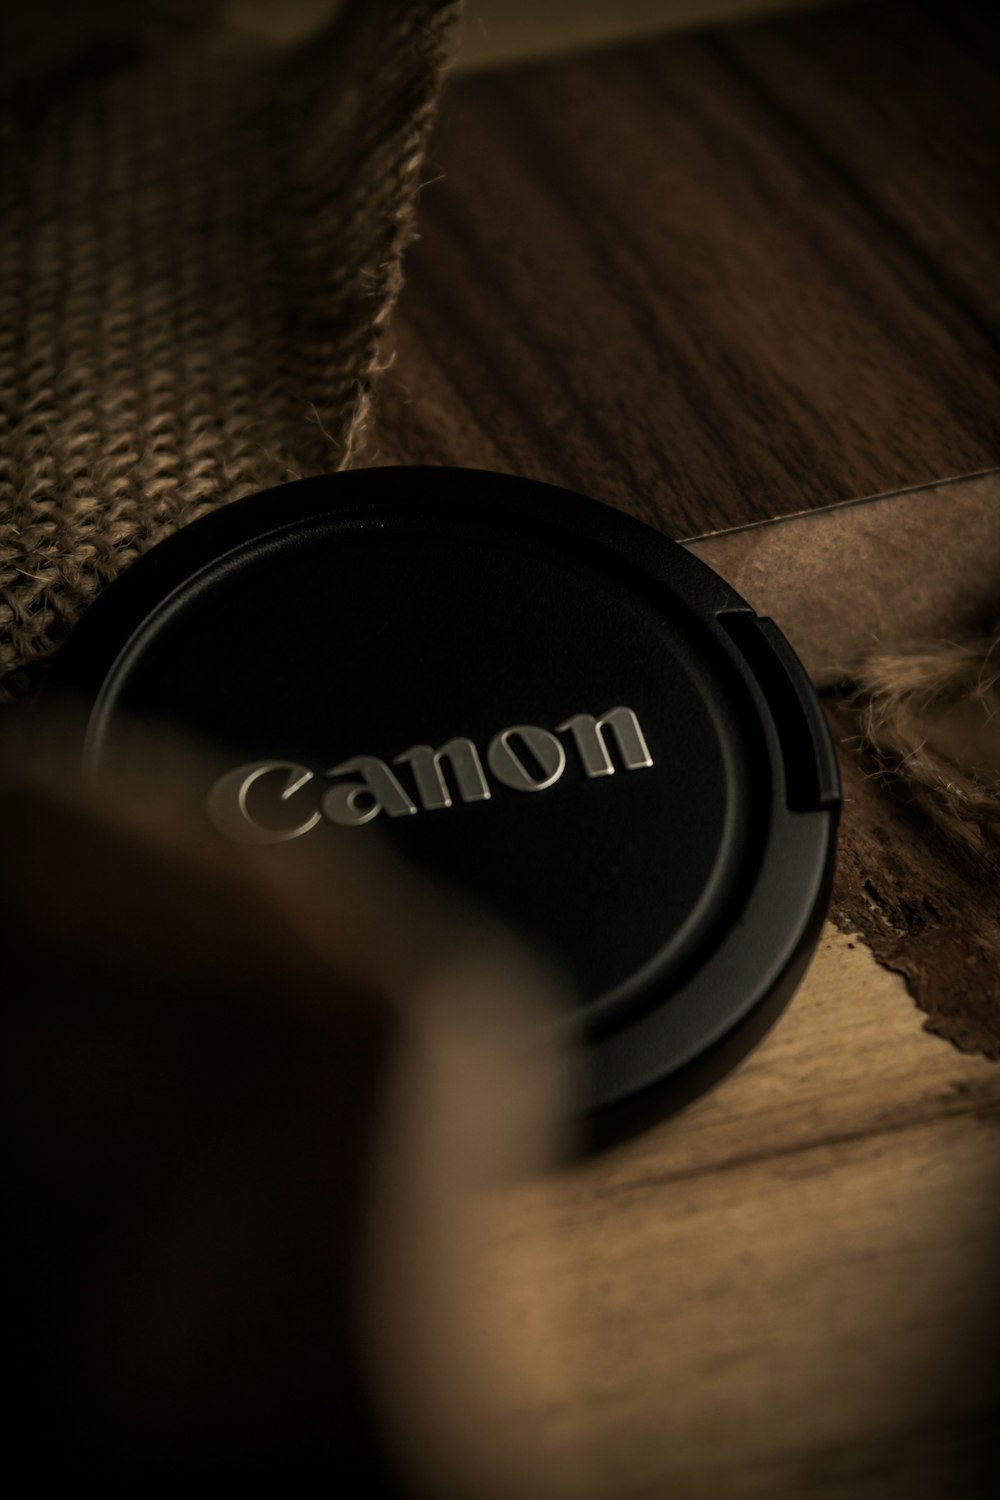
[471,930,1000,1500]
[372,3,1000,1494]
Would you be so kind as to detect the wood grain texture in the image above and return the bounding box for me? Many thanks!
[372,0,1000,536]
[475,927,1000,1499]
[364,5,1000,1493]
[719,0,1000,335]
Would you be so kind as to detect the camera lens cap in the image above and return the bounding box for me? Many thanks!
[44,467,839,1138]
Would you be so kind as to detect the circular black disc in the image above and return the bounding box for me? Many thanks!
[43,467,839,1137]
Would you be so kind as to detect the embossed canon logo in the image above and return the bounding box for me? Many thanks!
[209,706,653,844]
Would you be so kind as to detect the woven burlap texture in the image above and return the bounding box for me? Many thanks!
[0,0,460,703]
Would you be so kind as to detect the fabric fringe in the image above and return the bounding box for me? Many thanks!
[852,631,1000,865]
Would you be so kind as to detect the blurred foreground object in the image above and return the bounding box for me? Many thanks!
[0,718,575,1495]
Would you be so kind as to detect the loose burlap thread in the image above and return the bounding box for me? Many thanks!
[852,632,1000,866]
[0,0,460,703]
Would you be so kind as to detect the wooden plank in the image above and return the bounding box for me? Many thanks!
[472,927,1000,1499]
[718,0,1000,333]
[454,0,836,72]
[374,2,1000,534]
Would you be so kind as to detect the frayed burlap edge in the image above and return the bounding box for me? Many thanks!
[852,632,1000,867]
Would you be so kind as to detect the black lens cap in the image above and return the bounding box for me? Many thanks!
[43,467,838,1138]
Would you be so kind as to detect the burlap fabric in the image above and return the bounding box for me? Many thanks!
[0,0,460,703]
